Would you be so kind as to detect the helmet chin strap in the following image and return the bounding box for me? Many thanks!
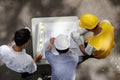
[92,26,102,36]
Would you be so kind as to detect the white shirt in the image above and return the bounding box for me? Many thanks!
[0,45,37,74]
[85,44,96,55]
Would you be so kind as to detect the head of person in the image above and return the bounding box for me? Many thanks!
[79,14,99,31]
[54,34,70,54]
[13,28,31,47]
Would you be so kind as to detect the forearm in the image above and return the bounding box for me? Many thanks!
[33,55,42,63]
[47,38,55,50]
[79,44,96,56]
[47,43,53,50]
[79,45,88,56]
[33,58,37,63]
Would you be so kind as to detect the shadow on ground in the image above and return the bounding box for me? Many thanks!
[109,0,120,55]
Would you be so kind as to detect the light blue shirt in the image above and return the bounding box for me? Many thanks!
[45,49,79,80]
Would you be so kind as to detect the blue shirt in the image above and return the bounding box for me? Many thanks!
[45,49,79,80]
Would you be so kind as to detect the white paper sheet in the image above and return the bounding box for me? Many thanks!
[32,16,78,57]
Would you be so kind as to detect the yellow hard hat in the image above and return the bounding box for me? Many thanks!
[79,14,99,30]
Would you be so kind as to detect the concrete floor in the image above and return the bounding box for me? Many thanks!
[0,0,120,80]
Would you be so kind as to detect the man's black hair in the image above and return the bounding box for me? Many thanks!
[56,48,69,54]
[14,28,31,46]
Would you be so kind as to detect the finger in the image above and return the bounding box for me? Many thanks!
[39,54,43,57]
[39,54,43,58]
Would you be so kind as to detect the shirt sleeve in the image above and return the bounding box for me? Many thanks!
[85,44,96,55]
[45,49,55,64]
[26,57,37,74]
[77,27,88,35]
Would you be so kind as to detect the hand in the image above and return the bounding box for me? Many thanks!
[71,31,83,46]
[47,38,55,50]
[50,38,55,45]
[8,42,13,46]
[34,54,42,63]
[8,41,15,46]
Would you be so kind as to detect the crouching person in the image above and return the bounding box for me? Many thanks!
[45,34,79,80]
[0,28,42,78]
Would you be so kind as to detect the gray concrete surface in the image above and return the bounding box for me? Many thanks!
[0,0,120,80]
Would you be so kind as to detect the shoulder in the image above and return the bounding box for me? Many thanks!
[100,20,114,30]
[0,45,10,52]
[71,52,79,58]
[23,54,34,66]
[21,50,33,61]
[24,53,33,60]
[100,20,112,25]
[0,45,9,49]
[71,52,79,62]
[0,45,13,61]
[45,49,54,57]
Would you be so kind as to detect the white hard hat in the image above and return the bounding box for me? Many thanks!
[54,34,70,50]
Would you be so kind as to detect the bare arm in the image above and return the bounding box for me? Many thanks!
[47,38,55,50]
[79,43,96,56]
[33,54,42,63]
[79,45,88,56]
